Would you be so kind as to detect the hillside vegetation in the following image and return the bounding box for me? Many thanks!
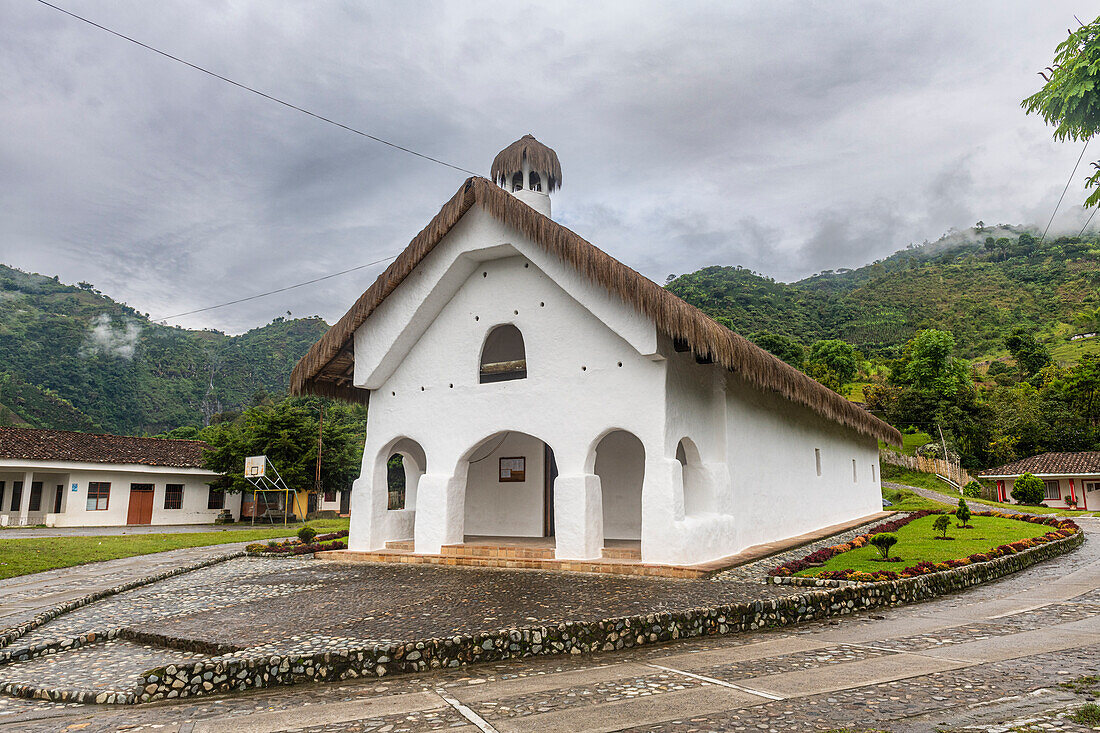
[0,264,328,434]
[668,227,1100,360]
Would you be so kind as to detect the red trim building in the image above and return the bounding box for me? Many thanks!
[979,452,1100,510]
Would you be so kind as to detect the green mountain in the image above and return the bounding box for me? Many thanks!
[0,264,328,434]
[667,226,1100,360]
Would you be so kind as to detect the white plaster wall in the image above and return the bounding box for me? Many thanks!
[348,207,666,558]
[464,431,546,537]
[0,466,238,527]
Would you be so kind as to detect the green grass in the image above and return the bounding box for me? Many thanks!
[1070,702,1100,725]
[795,513,1050,576]
[0,518,349,580]
[882,464,1098,516]
[881,483,953,512]
[881,464,954,492]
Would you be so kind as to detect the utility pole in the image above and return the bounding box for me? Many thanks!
[315,406,324,495]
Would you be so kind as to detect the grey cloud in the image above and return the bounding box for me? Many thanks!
[0,0,1092,333]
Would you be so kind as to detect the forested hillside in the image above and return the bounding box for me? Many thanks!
[0,264,328,434]
[668,227,1100,360]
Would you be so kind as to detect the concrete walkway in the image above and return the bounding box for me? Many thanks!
[0,523,290,540]
[0,542,248,632]
[4,521,1097,731]
[885,480,1060,517]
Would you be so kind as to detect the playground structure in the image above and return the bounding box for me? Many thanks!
[242,455,306,526]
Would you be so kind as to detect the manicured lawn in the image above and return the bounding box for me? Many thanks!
[795,514,1051,576]
[881,483,952,512]
[0,518,349,580]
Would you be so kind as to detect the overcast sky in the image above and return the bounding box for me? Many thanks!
[1,1,1095,333]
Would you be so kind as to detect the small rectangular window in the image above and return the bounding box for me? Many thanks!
[323,488,336,503]
[852,459,858,483]
[1043,480,1061,501]
[164,484,184,510]
[815,449,822,477]
[87,482,110,511]
[10,482,23,512]
[872,463,877,483]
[207,488,225,510]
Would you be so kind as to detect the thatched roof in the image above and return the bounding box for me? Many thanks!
[290,177,901,446]
[491,134,561,191]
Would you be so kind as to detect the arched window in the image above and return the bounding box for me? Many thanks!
[511,171,524,192]
[387,454,407,510]
[529,171,542,192]
[480,324,527,383]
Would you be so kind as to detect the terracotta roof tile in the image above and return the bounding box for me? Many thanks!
[979,452,1100,477]
[0,427,210,469]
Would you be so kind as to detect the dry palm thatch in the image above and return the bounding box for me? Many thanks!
[290,177,901,446]
[490,135,562,191]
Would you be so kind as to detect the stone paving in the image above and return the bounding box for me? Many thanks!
[0,639,204,693]
[0,518,1094,731]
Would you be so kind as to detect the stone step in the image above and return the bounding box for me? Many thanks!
[440,543,556,559]
[602,546,642,560]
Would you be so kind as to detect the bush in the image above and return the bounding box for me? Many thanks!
[963,480,982,498]
[297,525,317,544]
[1011,473,1046,505]
[933,514,952,538]
[956,498,972,528]
[869,533,898,560]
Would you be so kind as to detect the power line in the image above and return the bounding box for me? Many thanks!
[1080,207,1098,238]
[154,254,399,321]
[35,0,480,177]
[1040,139,1090,246]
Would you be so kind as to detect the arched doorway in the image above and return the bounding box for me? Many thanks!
[594,430,645,540]
[461,431,556,539]
[676,437,712,516]
[384,437,425,512]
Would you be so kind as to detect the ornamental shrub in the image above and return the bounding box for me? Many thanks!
[956,498,972,528]
[933,514,952,538]
[870,533,898,560]
[297,525,317,544]
[1012,473,1046,505]
[963,480,982,498]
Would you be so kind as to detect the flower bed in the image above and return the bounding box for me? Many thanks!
[246,530,349,556]
[769,510,1079,583]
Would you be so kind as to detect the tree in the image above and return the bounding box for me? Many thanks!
[955,498,972,528]
[870,532,898,560]
[1022,16,1100,206]
[976,220,986,233]
[806,339,858,387]
[749,331,805,367]
[933,514,952,539]
[1011,473,1046,506]
[1004,328,1051,379]
[201,396,367,496]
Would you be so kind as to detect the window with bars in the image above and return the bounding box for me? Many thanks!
[164,484,184,510]
[10,482,23,512]
[1043,480,1061,501]
[207,488,225,510]
[0,481,5,510]
[87,482,110,511]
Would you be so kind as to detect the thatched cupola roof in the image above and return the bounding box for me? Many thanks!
[491,134,562,191]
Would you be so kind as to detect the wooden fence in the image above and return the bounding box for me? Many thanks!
[880,448,974,490]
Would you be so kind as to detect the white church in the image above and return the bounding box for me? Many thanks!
[292,135,900,567]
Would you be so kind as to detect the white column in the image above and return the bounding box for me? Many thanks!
[18,471,33,524]
[553,473,604,560]
[413,474,465,554]
[640,458,684,565]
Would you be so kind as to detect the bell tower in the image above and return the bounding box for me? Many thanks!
[490,134,561,218]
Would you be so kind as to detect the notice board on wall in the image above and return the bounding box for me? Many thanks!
[499,457,526,482]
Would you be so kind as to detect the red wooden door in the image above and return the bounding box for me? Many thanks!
[126,484,154,524]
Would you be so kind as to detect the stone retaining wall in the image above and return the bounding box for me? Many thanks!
[135,527,1084,703]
